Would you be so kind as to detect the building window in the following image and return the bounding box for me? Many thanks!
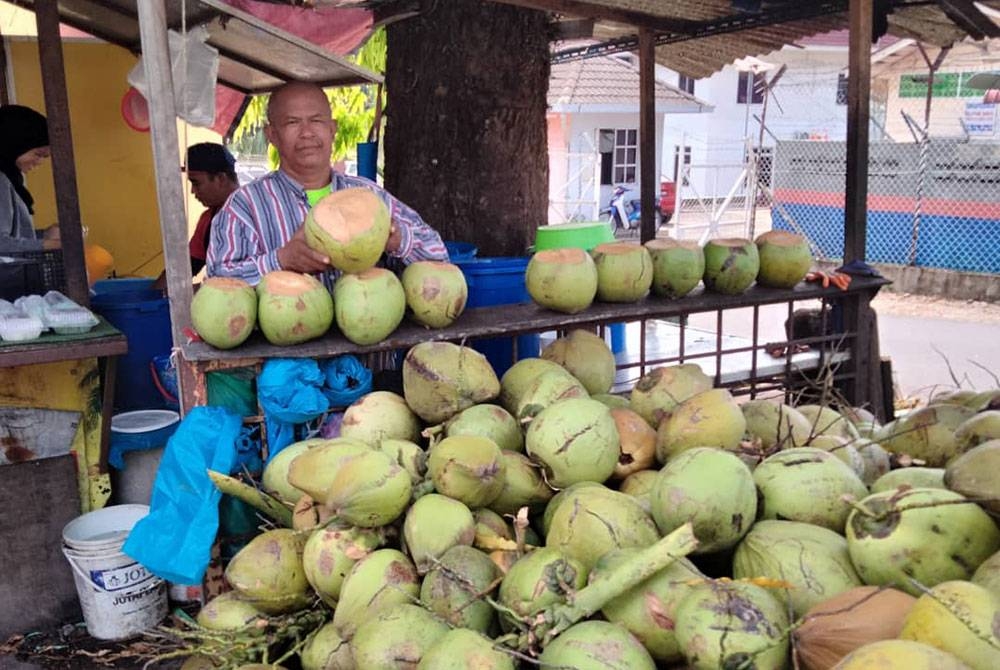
[836,73,849,105]
[678,74,695,95]
[737,71,766,104]
[599,128,638,185]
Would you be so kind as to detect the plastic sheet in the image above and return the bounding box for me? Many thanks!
[320,354,372,407]
[257,359,329,462]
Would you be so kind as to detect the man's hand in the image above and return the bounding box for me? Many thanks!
[277,228,330,273]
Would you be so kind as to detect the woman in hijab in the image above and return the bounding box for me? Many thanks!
[0,104,50,251]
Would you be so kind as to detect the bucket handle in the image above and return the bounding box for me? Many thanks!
[63,545,112,592]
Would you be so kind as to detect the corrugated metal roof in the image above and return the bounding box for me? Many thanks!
[548,54,711,110]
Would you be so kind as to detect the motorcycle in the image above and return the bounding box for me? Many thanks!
[602,185,661,237]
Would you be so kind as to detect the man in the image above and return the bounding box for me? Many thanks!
[207,81,446,285]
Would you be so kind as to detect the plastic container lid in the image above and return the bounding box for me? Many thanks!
[111,409,180,434]
[534,221,615,252]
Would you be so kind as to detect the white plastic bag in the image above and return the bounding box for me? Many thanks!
[128,25,219,128]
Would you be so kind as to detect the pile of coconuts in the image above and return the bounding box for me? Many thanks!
[182,333,1000,670]
[524,230,816,314]
[190,187,470,349]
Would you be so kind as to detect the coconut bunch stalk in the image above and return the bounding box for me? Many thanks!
[208,470,294,528]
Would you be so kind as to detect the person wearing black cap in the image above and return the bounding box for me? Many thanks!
[0,104,50,252]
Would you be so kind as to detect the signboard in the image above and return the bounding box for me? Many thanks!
[964,102,998,137]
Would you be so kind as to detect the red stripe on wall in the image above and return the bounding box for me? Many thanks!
[772,188,1000,219]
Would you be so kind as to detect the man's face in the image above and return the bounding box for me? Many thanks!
[264,87,336,177]
[189,171,233,209]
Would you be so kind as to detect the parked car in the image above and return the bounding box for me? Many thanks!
[659,180,676,224]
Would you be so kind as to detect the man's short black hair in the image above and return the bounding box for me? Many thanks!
[187,143,237,182]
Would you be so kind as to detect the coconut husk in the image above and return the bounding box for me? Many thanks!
[794,586,917,670]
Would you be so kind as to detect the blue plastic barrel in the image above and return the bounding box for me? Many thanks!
[91,278,173,411]
[454,257,539,376]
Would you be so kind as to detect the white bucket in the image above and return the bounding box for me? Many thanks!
[62,504,168,640]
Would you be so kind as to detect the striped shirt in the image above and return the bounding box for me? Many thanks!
[206,169,448,286]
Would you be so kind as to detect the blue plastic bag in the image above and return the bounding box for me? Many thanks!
[122,406,242,585]
[321,354,372,407]
[257,359,329,462]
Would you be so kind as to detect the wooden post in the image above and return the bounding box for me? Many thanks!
[135,0,193,347]
[34,0,89,305]
[844,0,872,263]
[639,27,657,243]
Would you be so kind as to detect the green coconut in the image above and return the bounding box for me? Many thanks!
[350,603,448,669]
[955,412,1000,451]
[674,580,790,670]
[378,438,426,485]
[629,364,713,428]
[846,487,1000,596]
[900,580,1000,670]
[610,407,657,479]
[733,520,863,617]
[857,439,892,486]
[285,438,371,501]
[618,469,658,513]
[538,620,657,670]
[742,399,813,450]
[302,524,384,608]
[754,447,868,532]
[592,392,631,409]
[417,629,515,670]
[834,640,973,670]
[540,481,604,537]
[419,545,500,633]
[591,241,654,302]
[443,403,523,453]
[332,548,420,636]
[546,484,660,571]
[798,403,862,441]
[656,388,747,462]
[303,186,390,273]
[525,397,620,487]
[332,267,405,345]
[190,276,257,349]
[525,247,599,313]
[225,528,311,614]
[807,434,867,478]
[498,547,588,630]
[540,329,616,395]
[401,260,467,328]
[256,271,334,345]
[403,493,475,573]
[402,341,501,423]
[880,403,977,467]
[644,237,704,298]
[944,439,1000,514]
[967,389,1000,412]
[514,368,589,420]
[702,237,760,295]
[649,447,757,554]
[497,357,567,414]
[972,549,1000,598]
[871,466,947,493]
[427,434,506,508]
[755,230,813,288]
[489,450,554,515]
[322,449,412,527]
[299,622,353,670]
[339,391,422,446]
[195,592,266,632]
[261,438,328,504]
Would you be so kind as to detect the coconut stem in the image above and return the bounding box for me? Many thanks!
[207,469,294,527]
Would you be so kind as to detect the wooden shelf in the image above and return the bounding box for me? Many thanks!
[0,321,127,368]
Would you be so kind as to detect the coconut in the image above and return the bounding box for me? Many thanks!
[871,466,946,493]
[403,493,475,573]
[968,389,1000,412]
[286,438,371,501]
[339,391,422,446]
[798,403,861,441]
[944,439,1000,514]
[846,488,1000,596]
[514,368,589,420]
[591,241,654,302]
[190,276,257,349]
[525,247,599,313]
[629,364,713,428]
[733,520,863,616]
[195,592,266,632]
[303,187,390,273]
[402,342,500,424]
[808,434,867,477]
[644,238,704,298]
[702,237,760,295]
[538,620,657,670]
[322,450,412,527]
[619,469,658,512]
[417,629,515,670]
[656,388,747,462]
[540,329,616,395]
[401,260,468,328]
[419,545,499,632]
[610,407,657,479]
[834,640,973,670]
[525,398,620,487]
[931,389,981,406]
[302,524,384,608]
[955,412,1000,451]
[674,580,789,670]
[261,438,327,504]
[292,494,335,531]
[794,586,917,670]
[498,357,567,414]
[545,484,659,570]
[900,580,1000,670]
[256,271,334,345]
[754,447,868,532]
[350,603,448,669]
[649,447,757,554]
[879,403,977,466]
[299,622,354,670]
[179,657,220,670]
[972,549,1000,598]
[856,439,892,486]
[755,230,813,288]
[489,450,554,515]
[378,438,426,485]
[591,548,703,663]
[332,268,405,345]
[332,548,420,636]
[443,403,523,453]
[225,529,310,614]
[592,393,631,409]
[742,399,813,450]
[498,547,588,630]
[427,435,506,508]
[540,481,604,537]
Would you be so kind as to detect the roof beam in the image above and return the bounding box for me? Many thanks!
[936,0,1000,40]
[489,0,699,33]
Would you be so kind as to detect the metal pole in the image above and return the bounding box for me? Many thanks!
[639,28,657,243]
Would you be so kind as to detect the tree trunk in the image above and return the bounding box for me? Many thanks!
[384,0,550,257]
